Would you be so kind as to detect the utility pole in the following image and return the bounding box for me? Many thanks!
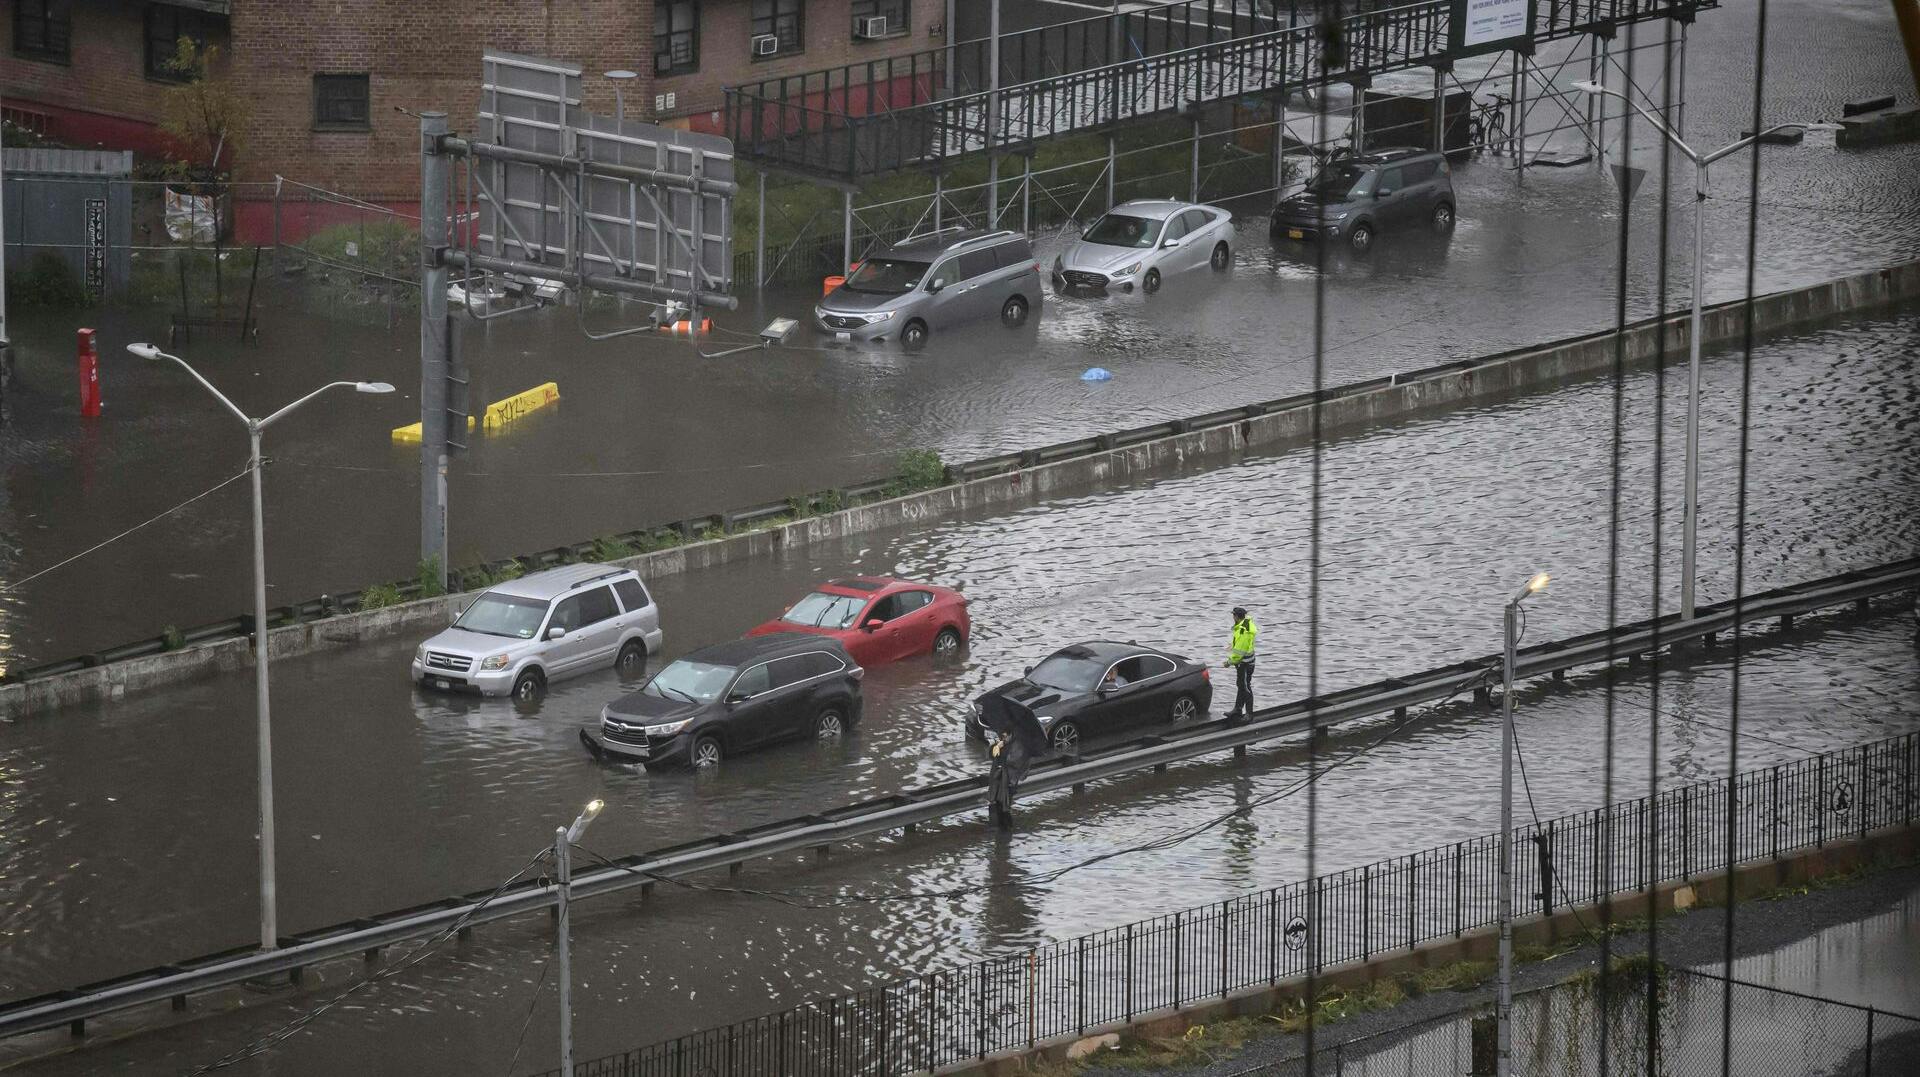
[1895,0,1920,97]
[419,112,451,588]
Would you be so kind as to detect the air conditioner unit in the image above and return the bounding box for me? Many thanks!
[752,33,780,56]
[856,15,888,39]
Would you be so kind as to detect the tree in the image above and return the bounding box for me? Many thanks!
[157,38,248,181]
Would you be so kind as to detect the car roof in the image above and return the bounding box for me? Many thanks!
[817,576,953,597]
[884,228,1024,260]
[1352,146,1437,165]
[1110,199,1196,219]
[1050,640,1174,662]
[487,563,637,601]
[680,632,850,665]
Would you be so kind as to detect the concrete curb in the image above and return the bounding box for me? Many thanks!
[6,259,1915,719]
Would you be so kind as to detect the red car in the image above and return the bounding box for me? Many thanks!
[747,577,971,666]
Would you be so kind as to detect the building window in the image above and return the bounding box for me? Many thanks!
[12,0,71,64]
[749,0,803,59]
[145,4,224,82]
[312,74,371,131]
[655,0,699,76]
[849,0,909,38]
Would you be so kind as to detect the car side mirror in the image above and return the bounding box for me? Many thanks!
[862,618,883,632]
[926,280,944,294]
[726,692,749,705]
[1023,665,1034,675]
[1162,237,1181,248]
[546,626,566,640]
[1097,684,1115,695]
[1375,189,1393,198]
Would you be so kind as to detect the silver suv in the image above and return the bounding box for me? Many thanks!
[1270,147,1456,254]
[814,229,1039,349]
[411,564,664,702]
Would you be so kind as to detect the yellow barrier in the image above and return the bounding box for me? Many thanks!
[392,382,561,442]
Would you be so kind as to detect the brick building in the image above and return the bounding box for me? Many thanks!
[1,0,946,240]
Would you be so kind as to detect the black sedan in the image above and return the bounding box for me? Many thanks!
[965,640,1212,754]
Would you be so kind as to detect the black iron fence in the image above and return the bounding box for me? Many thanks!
[542,732,1919,1076]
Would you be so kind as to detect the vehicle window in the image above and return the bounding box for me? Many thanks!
[1306,163,1373,200]
[1028,651,1107,693]
[1378,166,1406,193]
[453,592,548,639]
[575,586,618,625]
[732,662,772,698]
[549,594,586,634]
[993,239,1034,267]
[844,257,929,294]
[800,651,847,677]
[613,578,651,612]
[1163,213,1191,241]
[1180,209,1212,233]
[645,659,735,703]
[1082,212,1163,249]
[896,590,934,614]
[926,258,960,291]
[1403,160,1438,184]
[783,591,866,629]
[958,248,998,280]
[1116,654,1176,682]
[768,655,814,689]
[865,593,904,624]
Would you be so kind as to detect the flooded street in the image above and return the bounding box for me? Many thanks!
[0,0,1914,666]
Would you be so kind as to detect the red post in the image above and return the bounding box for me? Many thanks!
[77,328,102,418]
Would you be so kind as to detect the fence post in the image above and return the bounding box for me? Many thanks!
[1907,735,1915,829]
[1408,852,1417,951]
[1269,888,1280,984]
[1125,923,1135,1022]
[1859,743,1869,841]
[1077,936,1087,1034]
[1361,864,1371,960]
[1453,842,1464,938]
[1219,900,1230,999]
[975,961,987,1060]
[1771,765,1781,860]
[1681,783,1691,879]
[1173,911,1184,1009]
[1818,753,1827,847]
[925,974,936,1073]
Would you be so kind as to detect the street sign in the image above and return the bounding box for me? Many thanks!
[83,197,107,301]
[1449,0,1539,58]
[473,50,734,305]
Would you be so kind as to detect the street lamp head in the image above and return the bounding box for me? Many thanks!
[566,797,606,842]
[604,69,638,81]
[355,381,397,394]
[1572,80,1605,96]
[1801,122,1844,132]
[126,342,163,361]
[1527,573,1550,594]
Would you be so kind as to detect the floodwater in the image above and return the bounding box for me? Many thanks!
[2,301,1916,1072]
[0,0,1915,667]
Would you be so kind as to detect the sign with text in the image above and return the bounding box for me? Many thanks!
[1450,0,1537,57]
[84,198,107,300]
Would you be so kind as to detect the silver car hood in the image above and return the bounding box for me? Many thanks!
[820,287,910,314]
[421,625,529,658]
[1059,240,1154,273]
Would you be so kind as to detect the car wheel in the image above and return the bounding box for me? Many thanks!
[1431,201,1455,233]
[1210,242,1230,271]
[933,626,964,658]
[814,708,846,738]
[615,640,648,678]
[1170,694,1199,723]
[1348,222,1374,254]
[511,668,545,702]
[690,734,723,769]
[1049,720,1081,754]
[1001,294,1029,326]
[900,319,929,350]
[1142,268,1161,294]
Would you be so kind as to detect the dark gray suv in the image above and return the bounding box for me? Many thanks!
[1270,147,1455,254]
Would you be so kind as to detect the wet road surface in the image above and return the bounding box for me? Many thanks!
[0,0,1914,665]
[2,303,1915,1071]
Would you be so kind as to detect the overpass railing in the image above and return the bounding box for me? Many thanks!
[548,731,1919,1076]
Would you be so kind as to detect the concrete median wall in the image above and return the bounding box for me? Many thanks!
[6,258,1916,719]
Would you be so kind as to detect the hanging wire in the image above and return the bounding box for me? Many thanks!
[1723,0,1772,1071]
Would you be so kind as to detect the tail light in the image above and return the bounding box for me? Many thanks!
[849,665,865,681]
[1032,262,1042,272]
[1201,667,1212,681]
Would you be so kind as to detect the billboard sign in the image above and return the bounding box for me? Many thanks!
[1450,0,1537,57]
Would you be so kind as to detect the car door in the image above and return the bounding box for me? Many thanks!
[541,594,594,674]
[856,593,908,663]
[1123,654,1181,727]
[1155,211,1192,275]
[1179,210,1215,270]
[1400,159,1441,222]
[612,577,657,644]
[722,661,779,748]
[889,589,939,657]
[993,238,1036,304]
[1081,659,1138,736]
[955,246,1002,323]
[922,257,971,329]
[764,654,822,741]
[1373,165,1409,228]
[571,585,623,673]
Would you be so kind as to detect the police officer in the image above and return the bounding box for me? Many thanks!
[1226,606,1258,718]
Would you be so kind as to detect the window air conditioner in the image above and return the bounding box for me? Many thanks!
[856,16,888,39]
[752,34,780,57]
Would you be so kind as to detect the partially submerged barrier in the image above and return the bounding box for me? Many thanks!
[4,258,1915,717]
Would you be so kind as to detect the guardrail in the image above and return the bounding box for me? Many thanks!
[3,556,1913,1044]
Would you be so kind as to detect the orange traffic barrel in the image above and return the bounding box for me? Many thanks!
[660,318,712,334]
[823,275,845,295]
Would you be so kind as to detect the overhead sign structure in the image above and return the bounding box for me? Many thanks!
[1450,0,1538,57]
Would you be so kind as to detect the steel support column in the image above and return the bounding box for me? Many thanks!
[842,189,853,275]
[1106,133,1116,210]
[1190,116,1202,202]
[1022,155,1032,234]
[934,172,944,230]
[754,170,765,290]
[1272,92,1288,191]
[1433,68,1445,151]
[1512,54,1524,185]
[418,112,450,590]
[1675,19,1689,141]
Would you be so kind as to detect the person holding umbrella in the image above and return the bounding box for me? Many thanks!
[976,692,1049,831]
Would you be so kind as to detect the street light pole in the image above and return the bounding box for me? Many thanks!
[1497,571,1550,1077]
[556,798,605,1076]
[1570,82,1836,621]
[127,343,392,951]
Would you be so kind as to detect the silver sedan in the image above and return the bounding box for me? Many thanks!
[1052,199,1234,295]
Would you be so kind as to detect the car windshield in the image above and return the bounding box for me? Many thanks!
[1307,163,1372,200]
[1082,213,1163,249]
[644,659,736,704]
[842,258,930,294]
[782,591,867,629]
[453,593,548,639]
[1027,652,1108,693]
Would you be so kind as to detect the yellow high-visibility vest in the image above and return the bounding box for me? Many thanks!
[1228,618,1258,665]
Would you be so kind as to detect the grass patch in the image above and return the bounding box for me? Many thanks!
[590,535,639,562]
[885,449,946,497]
[359,583,403,610]
[415,557,447,598]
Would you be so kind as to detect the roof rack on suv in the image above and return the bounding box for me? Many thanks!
[944,229,1020,253]
[568,568,632,590]
[900,223,970,244]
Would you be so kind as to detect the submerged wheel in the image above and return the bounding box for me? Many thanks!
[690,735,724,769]
[933,627,964,657]
[1170,694,1199,723]
[900,319,929,350]
[815,708,846,738]
[1001,294,1030,326]
[1210,242,1230,271]
[1049,720,1081,754]
[1431,201,1456,233]
[1348,222,1374,254]
[615,640,648,677]
[1142,268,1162,294]
[511,668,545,702]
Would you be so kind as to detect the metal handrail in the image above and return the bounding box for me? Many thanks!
[2,554,1912,1042]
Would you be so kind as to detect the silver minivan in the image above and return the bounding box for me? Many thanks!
[814,229,1040,349]
[411,564,664,702]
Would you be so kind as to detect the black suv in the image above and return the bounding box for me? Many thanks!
[598,634,863,769]
[1270,147,1455,254]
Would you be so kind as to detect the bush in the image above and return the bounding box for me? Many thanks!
[416,557,447,598]
[590,535,639,562]
[160,625,184,651]
[887,449,946,497]
[8,252,88,309]
[457,559,524,591]
[359,583,403,610]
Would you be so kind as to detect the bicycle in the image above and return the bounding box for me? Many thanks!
[1466,93,1512,158]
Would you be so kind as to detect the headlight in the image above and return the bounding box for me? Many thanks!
[645,719,692,736]
[415,646,427,664]
[1113,261,1141,277]
[813,306,826,320]
[479,654,511,671]
[862,310,896,323]
[1052,255,1063,272]
[1329,211,1349,221]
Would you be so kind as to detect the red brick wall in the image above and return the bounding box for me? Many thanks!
[656,0,945,131]
[228,0,653,201]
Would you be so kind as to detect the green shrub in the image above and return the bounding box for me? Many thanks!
[590,535,639,562]
[416,557,447,598]
[360,583,403,610]
[815,489,845,514]
[8,251,88,308]
[886,449,945,497]
[160,625,185,651]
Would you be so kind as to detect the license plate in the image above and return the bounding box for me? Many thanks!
[435,679,451,690]
[1288,229,1304,240]
[834,331,851,341]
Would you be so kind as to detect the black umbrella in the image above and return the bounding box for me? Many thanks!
[976,692,1049,758]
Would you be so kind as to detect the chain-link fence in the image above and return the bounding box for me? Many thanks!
[542,732,1918,1076]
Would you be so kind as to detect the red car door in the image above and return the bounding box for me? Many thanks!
[847,593,901,665]
[892,590,939,658]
